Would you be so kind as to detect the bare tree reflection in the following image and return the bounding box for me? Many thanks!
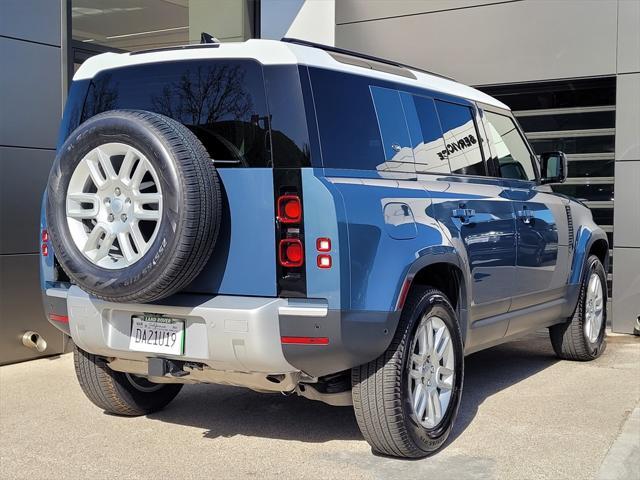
[82,73,118,120]
[151,65,253,125]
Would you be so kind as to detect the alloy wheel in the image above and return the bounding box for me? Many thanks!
[65,142,163,269]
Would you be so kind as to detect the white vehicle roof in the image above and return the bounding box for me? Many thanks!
[74,39,509,110]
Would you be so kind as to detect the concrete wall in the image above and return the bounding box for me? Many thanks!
[262,0,335,45]
[336,0,640,333]
[0,0,67,363]
[612,0,640,334]
[336,0,619,85]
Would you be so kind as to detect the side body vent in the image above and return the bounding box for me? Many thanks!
[565,205,575,250]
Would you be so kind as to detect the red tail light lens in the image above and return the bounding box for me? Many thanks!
[279,239,304,267]
[277,195,302,224]
[41,228,49,256]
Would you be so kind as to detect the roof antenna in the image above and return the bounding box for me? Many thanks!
[200,32,219,44]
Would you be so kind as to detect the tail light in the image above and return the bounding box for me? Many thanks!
[277,195,302,224]
[273,171,306,297]
[316,238,331,252]
[315,237,332,269]
[41,228,49,256]
[277,193,304,269]
[279,239,304,267]
[317,254,332,269]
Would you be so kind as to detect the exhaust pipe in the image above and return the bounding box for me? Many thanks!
[22,331,47,353]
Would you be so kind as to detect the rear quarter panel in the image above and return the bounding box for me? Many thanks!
[321,170,451,312]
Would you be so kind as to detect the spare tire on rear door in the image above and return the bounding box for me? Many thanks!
[47,110,221,303]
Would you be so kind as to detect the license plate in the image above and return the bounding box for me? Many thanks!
[129,315,184,355]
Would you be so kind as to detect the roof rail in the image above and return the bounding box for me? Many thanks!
[281,37,455,82]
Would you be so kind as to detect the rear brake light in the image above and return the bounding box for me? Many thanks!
[316,238,331,252]
[41,228,49,256]
[277,195,302,224]
[317,254,332,269]
[316,237,332,268]
[279,239,304,267]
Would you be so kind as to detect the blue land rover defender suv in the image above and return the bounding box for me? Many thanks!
[41,38,609,458]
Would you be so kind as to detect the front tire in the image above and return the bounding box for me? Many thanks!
[549,255,607,361]
[74,346,182,416]
[352,286,464,458]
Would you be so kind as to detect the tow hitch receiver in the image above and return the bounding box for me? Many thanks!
[148,358,191,378]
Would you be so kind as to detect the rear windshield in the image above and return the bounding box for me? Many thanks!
[82,59,270,167]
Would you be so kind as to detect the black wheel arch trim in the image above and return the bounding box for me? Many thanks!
[394,246,470,346]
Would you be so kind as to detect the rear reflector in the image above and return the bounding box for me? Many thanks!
[281,336,329,345]
[279,238,304,267]
[49,314,69,323]
[396,278,412,310]
[277,195,302,224]
[41,243,48,256]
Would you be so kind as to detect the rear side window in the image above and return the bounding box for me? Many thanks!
[82,59,270,167]
[370,86,414,172]
[434,100,485,176]
[309,68,385,170]
[401,93,450,174]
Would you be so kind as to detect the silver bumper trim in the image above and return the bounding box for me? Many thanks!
[64,286,303,375]
[46,288,69,299]
[278,299,328,317]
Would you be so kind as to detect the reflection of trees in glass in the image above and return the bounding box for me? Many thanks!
[151,65,253,125]
[83,74,118,120]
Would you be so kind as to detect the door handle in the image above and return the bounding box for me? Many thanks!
[391,143,402,153]
[452,208,476,224]
[517,206,534,224]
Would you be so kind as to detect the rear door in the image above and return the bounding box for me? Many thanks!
[80,59,280,297]
[417,98,516,338]
[480,109,571,320]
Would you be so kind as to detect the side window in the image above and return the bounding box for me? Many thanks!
[400,93,450,174]
[309,68,385,170]
[434,100,485,176]
[482,110,536,181]
[370,86,414,172]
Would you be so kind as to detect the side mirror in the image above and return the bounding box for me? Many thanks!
[540,151,568,184]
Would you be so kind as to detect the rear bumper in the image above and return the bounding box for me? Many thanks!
[44,286,400,379]
[51,286,312,374]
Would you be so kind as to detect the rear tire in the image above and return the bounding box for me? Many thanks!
[352,286,464,458]
[549,255,607,361]
[73,346,182,416]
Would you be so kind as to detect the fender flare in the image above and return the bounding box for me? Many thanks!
[394,245,471,345]
[566,226,609,316]
[569,227,609,287]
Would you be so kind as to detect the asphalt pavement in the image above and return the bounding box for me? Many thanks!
[1,331,638,480]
